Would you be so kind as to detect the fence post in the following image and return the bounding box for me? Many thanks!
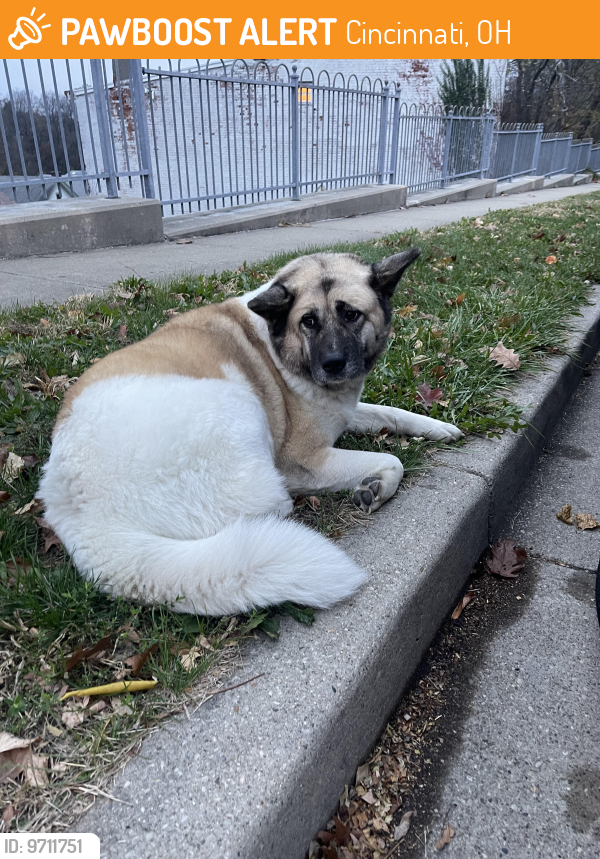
[532,124,543,175]
[565,133,573,173]
[508,123,521,182]
[377,81,390,185]
[90,59,119,198]
[387,88,401,185]
[441,109,454,188]
[290,66,301,201]
[128,59,155,200]
[480,113,495,178]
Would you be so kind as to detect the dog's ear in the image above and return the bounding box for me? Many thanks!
[247,282,295,336]
[371,248,421,298]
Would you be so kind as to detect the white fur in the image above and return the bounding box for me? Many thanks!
[38,375,366,615]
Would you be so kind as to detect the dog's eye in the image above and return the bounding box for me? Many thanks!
[344,309,361,323]
[301,315,316,329]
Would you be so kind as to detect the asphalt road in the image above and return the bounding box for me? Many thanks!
[408,356,600,858]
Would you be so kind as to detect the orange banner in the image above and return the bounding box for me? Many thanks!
[2,1,599,59]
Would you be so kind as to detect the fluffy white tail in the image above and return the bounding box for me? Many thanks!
[85,516,367,616]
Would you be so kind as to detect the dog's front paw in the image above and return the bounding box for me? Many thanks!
[352,476,382,514]
[414,415,463,442]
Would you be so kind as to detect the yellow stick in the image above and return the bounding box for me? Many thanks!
[60,680,157,700]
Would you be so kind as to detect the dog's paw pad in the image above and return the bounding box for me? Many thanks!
[352,476,381,513]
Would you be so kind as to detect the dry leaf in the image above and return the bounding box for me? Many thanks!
[2,452,24,482]
[355,763,370,785]
[46,725,62,738]
[394,810,415,841]
[575,513,600,530]
[175,238,193,244]
[416,383,444,410]
[1,353,25,367]
[24,755,48,787]
[498,313,521,329]
[65,634,112,671]
[398,304,418,318]
[488,341,521,370]
[116,324,127,342]
[556,504,574,525]
[435,824,455,850]
[61,710,85,729]
[455,292,466,306]
[0,733,34,783]
[124,643,158,676]
[361,790,376,805]
[180,647,201,671]
[307,495,321,511]
[0,491,10,505]
[486,538,527,578]
[452,591,475,620]
[2,803,15,825]
[545,255,557,264]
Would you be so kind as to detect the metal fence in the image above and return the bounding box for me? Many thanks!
[0,58,598,214]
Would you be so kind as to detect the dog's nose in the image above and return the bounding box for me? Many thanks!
[322,352,347,375]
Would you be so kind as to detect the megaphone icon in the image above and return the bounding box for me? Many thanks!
[9,12,50,50]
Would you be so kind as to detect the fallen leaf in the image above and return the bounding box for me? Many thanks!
[498,313,521,329]
[333,815,351,846]
[531,230,545,239]
[1,353,25,367]
[0,733,34,783]
[557,504,574,525]
[486,538,527,578]
[2,803,15,825]
[307,495,321,511]
[416,383,444,410]
[355,763,370,785]
[61,710,85,729]
[65,634,112,671]
[455,292,466,305]
[24,755,48,787]
[0,491,10,504]
[451,591,475,620]
[545,255,557,264]
[488,341,521,370]
[61,680,157,700]
[15,498,44,516]
[397,304,418,318]
[175,238,193,244]
[473,217,484,228]
[394,810,415,841]
[2,452,24,482]
[180,647,201,671]
[361,790,376,805]
[116,324,127,342]
[575,513,600,530]
[124,643,158,676]
[22,455,39,469]
[435,824,455,850]
[46,725,62,738]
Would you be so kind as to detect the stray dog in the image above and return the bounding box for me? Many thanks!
[39,249,462,615]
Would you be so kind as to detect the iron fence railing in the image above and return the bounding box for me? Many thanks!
[0,58,598,214]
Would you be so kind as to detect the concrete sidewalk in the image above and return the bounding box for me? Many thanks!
[414,357,600,858]
[0,183,597,308]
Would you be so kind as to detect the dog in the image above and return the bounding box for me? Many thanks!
[38,249,462,615]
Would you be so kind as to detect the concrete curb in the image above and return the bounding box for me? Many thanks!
[79,288,600,859]
[496,175,545,195]
[406,177,497,207]
[163,185,408,240]
[573,173,593,186]
[0,197,164,260]
[543,174,575,189]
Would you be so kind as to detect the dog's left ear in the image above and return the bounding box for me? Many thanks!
[247,282,295,337]
[371,248,421,298]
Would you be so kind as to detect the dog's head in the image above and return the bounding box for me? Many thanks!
[247,249,420,387]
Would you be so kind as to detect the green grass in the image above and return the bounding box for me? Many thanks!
[1,191,599,830]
